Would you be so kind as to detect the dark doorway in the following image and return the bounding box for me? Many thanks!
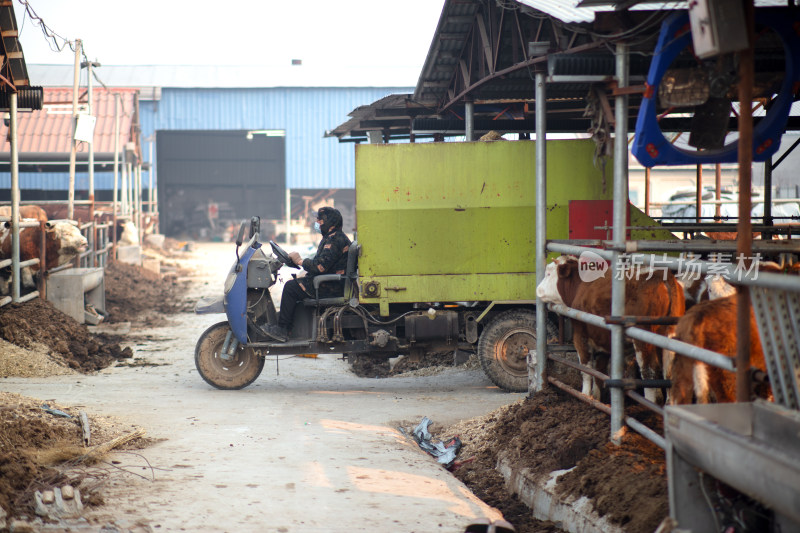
[156,130,285,238]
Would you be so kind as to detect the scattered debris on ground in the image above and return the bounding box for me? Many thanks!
[446,388,668,533]
[0,392,149,526]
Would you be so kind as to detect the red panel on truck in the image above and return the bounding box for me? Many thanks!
[569,200,631,240]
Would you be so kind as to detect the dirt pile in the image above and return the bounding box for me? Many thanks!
[350,351,475,378]
[0,257,194,377]
[0,392,148,519]
[0,299,132,374]
[448,389,668,533]
[104,260,192,325]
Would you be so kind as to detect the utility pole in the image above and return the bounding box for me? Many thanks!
[82,59,100,265]
[67,39,81,220]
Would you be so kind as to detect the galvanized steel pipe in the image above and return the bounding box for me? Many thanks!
[465,100,474,142]
[549,302,735,371]
[534,72,547,393]
[547,242,614,261]
[10,91,19,301]
[611,43,629,442]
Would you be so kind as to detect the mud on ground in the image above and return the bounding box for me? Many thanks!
[0,392,149,519]
[104,260,193,326]
[350,350,478,378]
[0,257,193,378]
[0,257,187,522]
[447,388,668,533]
[0,299,133,374]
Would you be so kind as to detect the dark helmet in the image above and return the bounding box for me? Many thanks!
[317,206,343,235]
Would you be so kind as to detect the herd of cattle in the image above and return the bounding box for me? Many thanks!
[0,204,138,295]
[536,254,800,405]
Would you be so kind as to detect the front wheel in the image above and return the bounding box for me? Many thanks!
[195,322,265,390]
[477,309,556,392]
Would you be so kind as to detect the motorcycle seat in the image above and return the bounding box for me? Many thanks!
[302,241,359,308]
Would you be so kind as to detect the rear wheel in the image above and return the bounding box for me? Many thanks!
[195,322,265,390]
[477,309,556,392]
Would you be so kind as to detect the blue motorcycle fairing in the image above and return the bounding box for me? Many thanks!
[224,241,262,345]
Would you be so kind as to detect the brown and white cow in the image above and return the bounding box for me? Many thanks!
[675,271,736,308]
[669,261,794,404]
[0,217,88,293]
[536,255,685,403]
[669,295,769,404]
[0,205,49,224]
[39,204,140,245]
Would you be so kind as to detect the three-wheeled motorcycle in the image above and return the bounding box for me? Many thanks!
[196,216,474,389]
[193,215,553,391]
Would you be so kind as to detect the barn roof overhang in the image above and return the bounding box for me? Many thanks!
[0,1,42,110]
[329,0,796,143]
[0,88,141,167]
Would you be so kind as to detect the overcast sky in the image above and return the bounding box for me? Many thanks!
[16,0,444,70]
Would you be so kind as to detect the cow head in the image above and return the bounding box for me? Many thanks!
[118,221,139,246]
[536,255,579,307]
[48,221,88,266]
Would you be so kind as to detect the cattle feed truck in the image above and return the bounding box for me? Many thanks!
[195,139,673,391]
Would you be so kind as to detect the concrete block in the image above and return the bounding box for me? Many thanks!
[497,453,623,533]
[33,486,83,519]
[117,245,141,265]
[46,268,106,324]
[142,258,160,275]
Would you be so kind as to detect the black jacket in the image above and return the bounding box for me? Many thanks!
[298,229,352,296]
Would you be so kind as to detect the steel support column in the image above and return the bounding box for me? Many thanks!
[10,92,19,301]
[737,1,755,403]
[611,43,629,443]
[533,72,547,393]
[696,165,703,224]
[113,94,119,218]
[465,100,475,142]
[763,157,773,239]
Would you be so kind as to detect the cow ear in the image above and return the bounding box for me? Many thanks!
[557,261,574,279]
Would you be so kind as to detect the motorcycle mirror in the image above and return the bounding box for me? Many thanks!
[249,216,261,238]
[235,221,247,247]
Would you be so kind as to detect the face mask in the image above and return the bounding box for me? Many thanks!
[314,221,321,233]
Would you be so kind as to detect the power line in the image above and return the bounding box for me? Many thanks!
[16,0,76,53]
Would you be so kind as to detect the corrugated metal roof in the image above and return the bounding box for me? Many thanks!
[28,64,420,89]
[518,0,791,24]
[0,87,137,154]
[517,0,604,24]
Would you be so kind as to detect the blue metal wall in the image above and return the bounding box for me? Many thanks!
[4,86,412,191]
[0,171,117,190]
[140,87,412,190]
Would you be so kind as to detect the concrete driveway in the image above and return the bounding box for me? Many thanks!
[2,243,525,532]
